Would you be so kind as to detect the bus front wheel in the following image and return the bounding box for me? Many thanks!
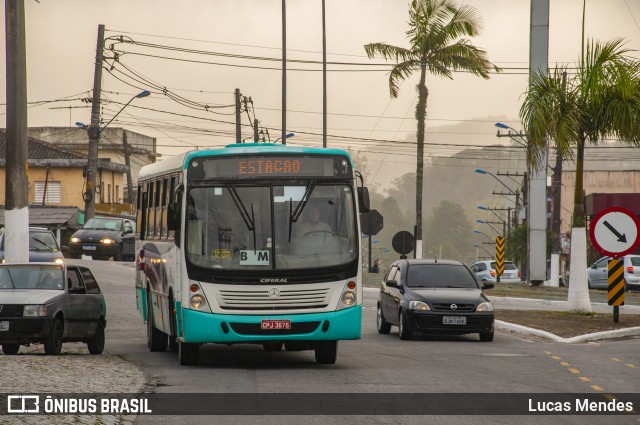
[314,341,337,365]
[179,341,199,366]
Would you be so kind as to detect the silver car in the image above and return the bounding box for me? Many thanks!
[470,260,521,284]
[0,263,106,355]
[587,255,640,291]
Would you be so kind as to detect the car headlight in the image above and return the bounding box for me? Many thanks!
[23,305,47,317]
[190,294,205,309]
[409,300,430,311]
[70,237,81,243]
[100,238,115,245]
[54,258,64,265]
[476,302,494,312]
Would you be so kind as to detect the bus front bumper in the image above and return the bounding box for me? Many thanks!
[179,306,362,344]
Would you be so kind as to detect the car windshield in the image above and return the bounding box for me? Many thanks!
[407,264,479,288]
[83,218,122,231]
[0,265,64,290]
[29,231,59,252]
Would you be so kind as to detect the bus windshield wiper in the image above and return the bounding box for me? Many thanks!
[288,180,316,242]
[226,183,257,252]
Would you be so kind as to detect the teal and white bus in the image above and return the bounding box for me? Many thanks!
[135,143,369,365]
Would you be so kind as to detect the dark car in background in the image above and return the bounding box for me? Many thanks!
[0,263,106,355]
[0,227,65,265]
[377,259,495,342]
[68,216,136,261]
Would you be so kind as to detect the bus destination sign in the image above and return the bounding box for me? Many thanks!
[189,155,352,179]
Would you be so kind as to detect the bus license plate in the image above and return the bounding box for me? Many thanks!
[83,245,97,251]
[443,316,466,325]
[0,321,9,331]
[261,320,291,330]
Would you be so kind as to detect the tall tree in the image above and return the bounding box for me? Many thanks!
[520,38,640,311]
[364,0,498,258]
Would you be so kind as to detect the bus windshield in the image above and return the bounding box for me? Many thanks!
[185,183,357,270]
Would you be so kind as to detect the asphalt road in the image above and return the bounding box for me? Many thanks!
[78,260,640,425]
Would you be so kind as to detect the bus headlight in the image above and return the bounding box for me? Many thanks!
[341,291,356,306]
[190,295,205,310]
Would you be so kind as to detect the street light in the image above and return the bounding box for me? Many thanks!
[473,243,493,259]
[77,89,151,221]
[473,230,494,244]
[476,219,502,236]
[478,205,511,234]
[495,122,527,147]
[475,169,517,196]
[274,132,295,143]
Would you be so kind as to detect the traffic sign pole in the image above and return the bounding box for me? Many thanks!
[590,207,640,323]
[608,258,624,323]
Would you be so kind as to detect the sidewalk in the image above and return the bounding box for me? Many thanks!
[489,295,640,343]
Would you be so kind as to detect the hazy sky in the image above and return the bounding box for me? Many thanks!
[2,0,639,188]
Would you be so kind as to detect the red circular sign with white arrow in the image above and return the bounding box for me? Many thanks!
[589,206,640,258]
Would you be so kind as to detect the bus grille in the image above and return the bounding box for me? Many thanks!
[217,287,330,311]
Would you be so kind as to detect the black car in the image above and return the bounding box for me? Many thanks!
[0,263,106,355]
[68,216,136,261]
[377,259,495,341]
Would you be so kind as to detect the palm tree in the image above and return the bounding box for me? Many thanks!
[364,0,498,258]
[520,38,640,311]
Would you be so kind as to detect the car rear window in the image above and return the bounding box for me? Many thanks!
[406,264,478,289]
[491,261,517,271]
[629,257,640,267]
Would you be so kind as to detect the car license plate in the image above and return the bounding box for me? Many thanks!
[83,245,97,251]
[0,321,9,332]
[261,319,291,330]
[443,316,466,325]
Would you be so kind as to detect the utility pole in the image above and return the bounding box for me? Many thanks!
[281,0,287,145]
[4,0,30,263]
[549,71,567,287]
[84,24,105,222]
[235,88,241,143]
[253,119,259,142]
[528,0,549,286]
[123,132,134,205]
[322,0,327,148]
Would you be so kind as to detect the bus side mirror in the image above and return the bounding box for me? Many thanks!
[358,187,370,213]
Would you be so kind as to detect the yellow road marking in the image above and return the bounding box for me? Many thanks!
[626,364,637,369]
[579,377,591,382]
[560,361,570,366]
[544,351,553,355]
[591,385,604,391]
[611,358,622,362]
[551,356,561,360]
[604,394,616,401]
[569,368,580,374]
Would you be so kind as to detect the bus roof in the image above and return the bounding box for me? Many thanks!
[138,143,354,181]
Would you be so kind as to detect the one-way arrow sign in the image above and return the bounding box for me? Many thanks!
[602,220,627,243]
[590,207,640,257]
